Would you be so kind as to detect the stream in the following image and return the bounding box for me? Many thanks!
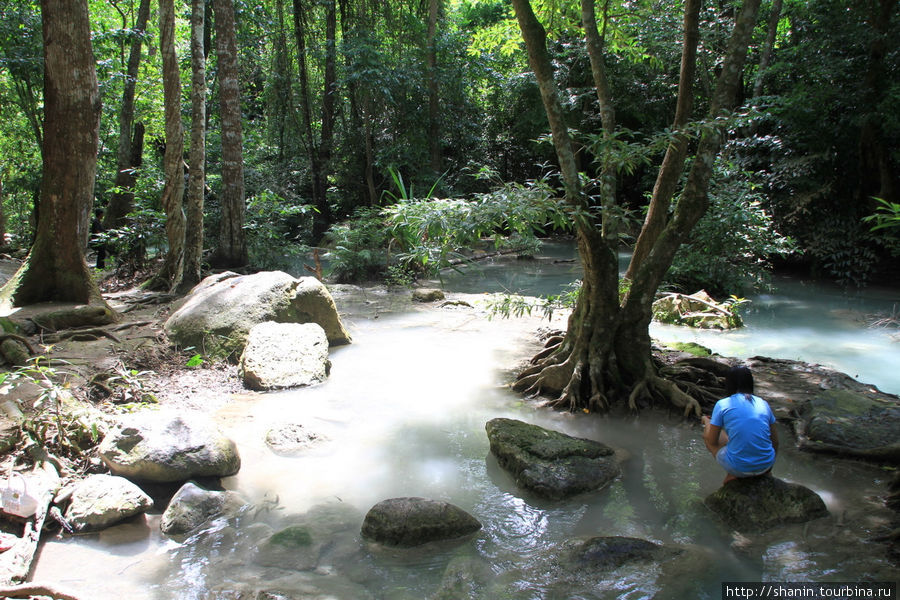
[31,244,899,599]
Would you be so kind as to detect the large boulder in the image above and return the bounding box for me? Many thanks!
[485,418,620,500]
[360,497,482,547]
[795,389,900,461]
[239,321,330,390]
[160,481,246,535]
[704,475,828,533]
[652,290,743,329]
[63,474,153,532]
[98,410,241,482]
[164,271,350,360]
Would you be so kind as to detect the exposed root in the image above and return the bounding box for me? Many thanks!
[647,374,702,417]
[42,328,123,344]
[0,583,84,600]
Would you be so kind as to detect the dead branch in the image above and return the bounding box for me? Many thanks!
[0,583,83,600]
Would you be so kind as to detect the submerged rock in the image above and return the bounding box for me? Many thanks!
[795,389,900,461]
[164,271,350,360]
[361,497,482,547]
[160,481,246,535]
[265,422,329,456]
[63,474,153,532]
[704,475,828,533]
[99,410,241,482]
[239,321,330,390]
[485,418,619,499]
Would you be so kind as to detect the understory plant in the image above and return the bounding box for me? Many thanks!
[245,189,313,270]
[667,159,796,295]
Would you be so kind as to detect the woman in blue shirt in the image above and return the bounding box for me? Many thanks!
[701,366,778,484]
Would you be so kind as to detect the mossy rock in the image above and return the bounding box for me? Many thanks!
[704,475,828,533]
[270,525,313,547]
[664,342,712,357]
[796,389,900,461]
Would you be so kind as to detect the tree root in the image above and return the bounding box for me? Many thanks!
[42,328,123,344]
[0,583,83,600]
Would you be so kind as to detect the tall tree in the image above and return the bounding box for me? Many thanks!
[212,0,248,266]
[103,0,150,232]
[511,0,762,414]
[179,0,208,293]
[150,0,186,290]
[0,0,109,309]
[426,0,442,174]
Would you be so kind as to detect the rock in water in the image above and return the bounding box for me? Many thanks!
[165,271,350,360]
[239,321,330,390]
[796,389,900,462]
[704,475,828,533]
[485,418,620,499]
[160,481,246,535]
[361,497,482,547]
[63,474,153,532]
[99,410,241,482]
[411,288,445,303]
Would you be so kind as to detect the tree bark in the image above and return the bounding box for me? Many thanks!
[149,0,186,291]
[179,0,208,294]
[104,0,150,231]
[752,0,783,99]
[0,0,109,310]
[212,0,248,266]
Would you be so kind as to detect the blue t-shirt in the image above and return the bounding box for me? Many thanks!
[710,393,776,473]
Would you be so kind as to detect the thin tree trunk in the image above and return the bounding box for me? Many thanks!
[626,0,701,279]
[752,0,783,99]
[0,0,110,310]
[179,0,208,293]
[212,0,248,266]
[426,0,441,174]
[104,0,150,230]
[149,0,186,291]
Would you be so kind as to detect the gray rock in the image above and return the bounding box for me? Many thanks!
[160,481,246,535]
[265,422,329,456]
[485,418,620,499]
[239,321,330,390]
[99,410,241,482]
[164,271,351,361]
[704,475,829,533]
[796,389,900,461]
[412,288,445,303]
[63,474,153,532]
[431,556,492,600]
[361,497,482,547]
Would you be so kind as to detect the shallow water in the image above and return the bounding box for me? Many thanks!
[32,291,897,599]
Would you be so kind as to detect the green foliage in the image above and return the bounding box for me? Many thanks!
[485,279,581,321]
[863,198,900,257]
[245,189,313,270]
[325,207,390,283]
[667,159,796,295]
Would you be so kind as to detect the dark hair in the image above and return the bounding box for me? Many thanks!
[724,366,754,400]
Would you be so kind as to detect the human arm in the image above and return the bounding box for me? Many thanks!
[702,416,724,455]
[769,423,779,453]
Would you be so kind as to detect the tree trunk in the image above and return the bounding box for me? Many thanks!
[752,0,783,99]
[0,0,109,309]
[212,0,248,266]
[426,0,442,174]
[149,0,186,291]
[104,0,150,231]
[178,0,208,294]
[626,0,701,279]
[513,0,761,415]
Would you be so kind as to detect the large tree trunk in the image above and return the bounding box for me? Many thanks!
[212,0,248,267]
[149,0,186,291]
[513,0,761,415]
[103,0,150,231]
[0,0,109,310]
[178,0,208,294]
[751,0,783,99]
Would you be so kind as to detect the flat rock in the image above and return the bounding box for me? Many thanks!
[63,474,153,532]
[164,271,350,361]
[412,288,445,303]
[265,422,329,456]
[485,418,620,499]
[795,389,900,461]
[99,410,241,482]
[361,497,482,547]
[239,321,330,390]
[704,475,828,533]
